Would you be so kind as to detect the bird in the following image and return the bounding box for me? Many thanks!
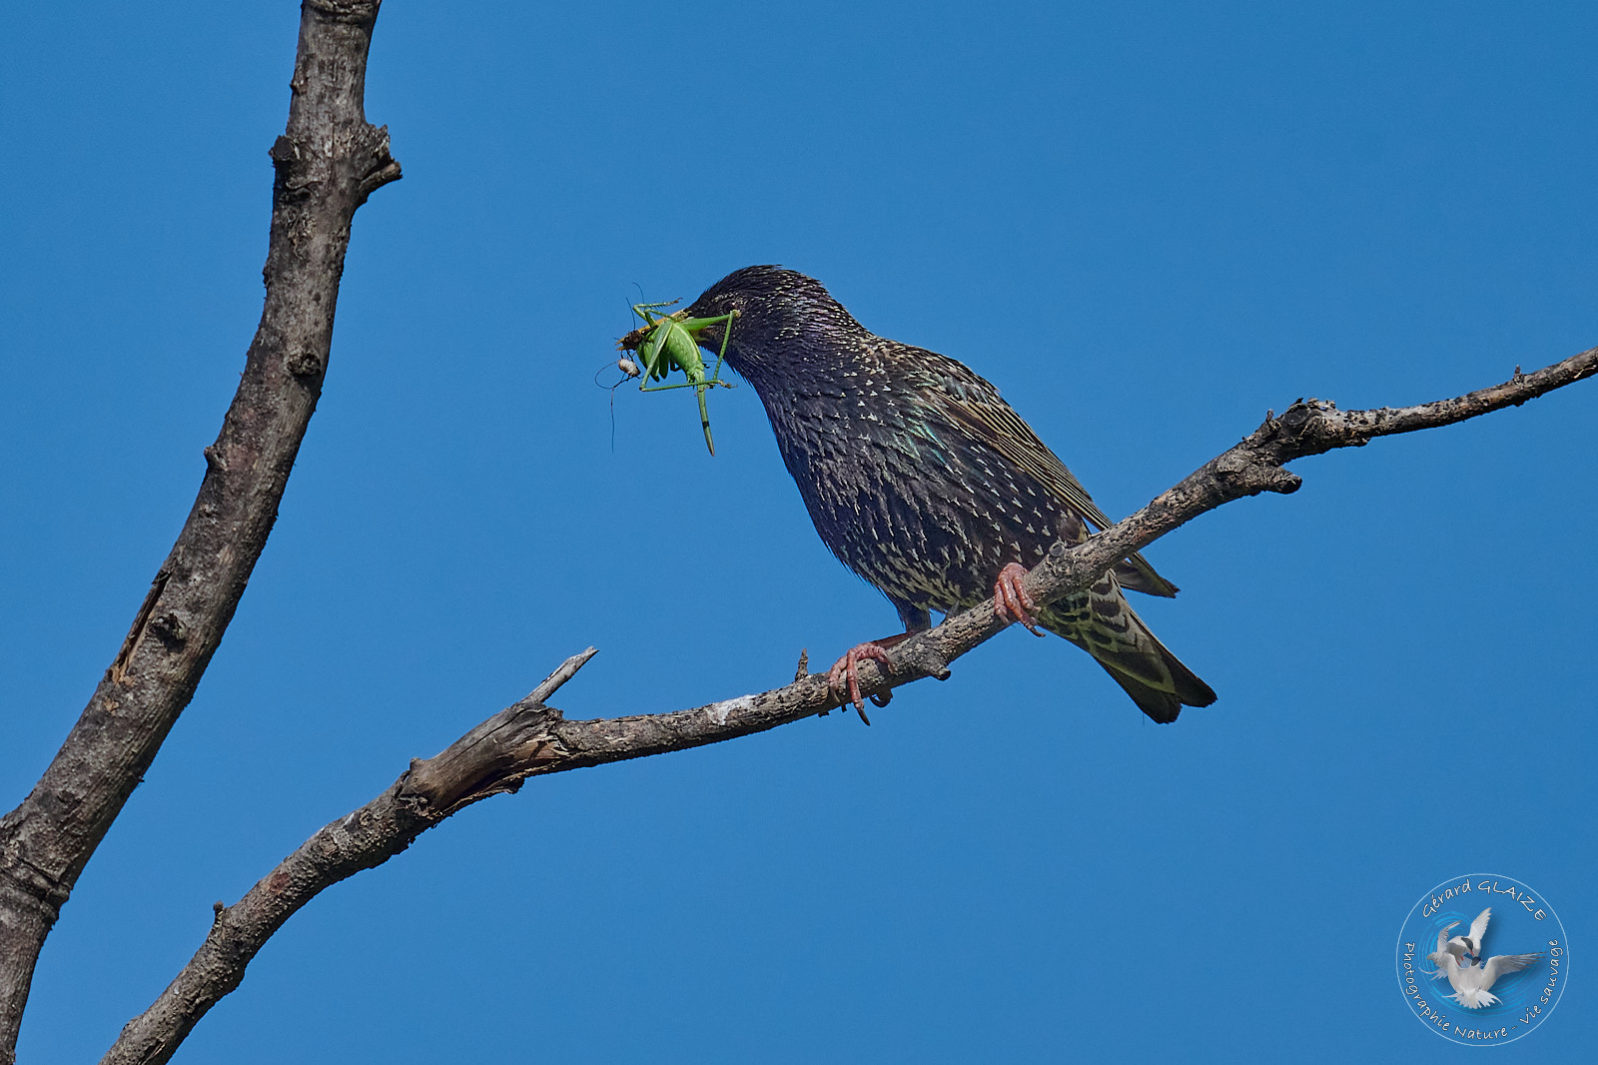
[1448,907,1493,964]
[627,265,1216,722]
[1431,926,1472,966]
[1427,910,1542,1009]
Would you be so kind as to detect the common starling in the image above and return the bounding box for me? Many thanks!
[644,265,1216,723]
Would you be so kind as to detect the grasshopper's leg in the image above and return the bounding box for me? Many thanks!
[638,377,716,393]
[634,329,659,382]
[704,311,735,385]
[631,299,680,323]
[696,383,715,456]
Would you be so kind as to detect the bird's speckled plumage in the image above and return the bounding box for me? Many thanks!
[680,265,1215,722]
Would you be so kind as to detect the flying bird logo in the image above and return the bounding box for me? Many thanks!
[1426,908,1543,1009]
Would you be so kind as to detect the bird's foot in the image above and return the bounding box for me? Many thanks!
[993,563,1043,636]
[826,640,901,724]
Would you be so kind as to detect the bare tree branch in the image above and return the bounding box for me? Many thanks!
[103,344,1595,1063]
[100,649,594,1065]
[0,3,397,1061]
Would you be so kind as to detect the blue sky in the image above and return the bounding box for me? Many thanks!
[3,2,1593,1061]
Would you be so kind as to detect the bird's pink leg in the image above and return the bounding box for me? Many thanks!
[826,632,913,723]
[993,562,1043,636]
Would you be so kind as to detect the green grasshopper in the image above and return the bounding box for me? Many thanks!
[621,300,738,455]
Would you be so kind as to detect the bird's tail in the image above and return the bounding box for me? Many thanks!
[1043,576,1216,724]
[1451,989,1501,1009]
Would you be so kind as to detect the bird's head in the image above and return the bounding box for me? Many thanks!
[676,265,870,378]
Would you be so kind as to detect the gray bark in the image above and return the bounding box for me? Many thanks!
[0,3,398,1062]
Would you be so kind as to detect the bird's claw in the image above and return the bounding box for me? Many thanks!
[827,642,894,724]
[993,562,1043,636]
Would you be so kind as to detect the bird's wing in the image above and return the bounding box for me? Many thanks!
[1435,921,1460,956]
[1468,908,1492,950]
[914,350,1178,597]
[1481,953,1541,988]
